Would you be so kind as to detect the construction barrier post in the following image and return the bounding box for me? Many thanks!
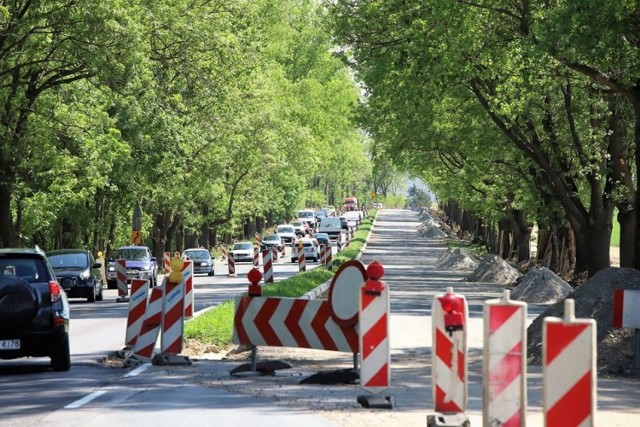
[115,259,129,303]
[326,245,333,271]
[182,260,194,319]
[132,282,164,360]
[337,239,343,253]
[253,245,260,268]
[228,252,236,277]
[483,289,527,427]
[428,286,469,427]
[272,246,278,264]
[164,252,171,273]
[613,289,640,374]
[262,249,274,283]
[543,299,596,426]
[125,279,149,349]
[357,261,393,409]
[320,244,327,266]
[220,243,227,261]
[298,240,306,272]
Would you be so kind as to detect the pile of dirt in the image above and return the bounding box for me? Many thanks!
[527,267,640,375]
[467,254,521,284]
[510,266,573,304]
[418,220,448,238]
[435,248,479,271]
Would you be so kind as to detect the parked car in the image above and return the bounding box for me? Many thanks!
[313,232,331,249]
[291,237,320,263]
[230,241,254,263]
[106,246,158,289]
[276,224,296,244]
[261,234,284,252]
[47,249,103,303]
[181,248,215,276]
[0,247,71,371]
[290,220,307,237]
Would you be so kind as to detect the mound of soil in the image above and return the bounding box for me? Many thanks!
[436,248,479,271]
[511,266,573,304]
[418,220,448,238]
[527,267,640,375]
[467,254,521,284]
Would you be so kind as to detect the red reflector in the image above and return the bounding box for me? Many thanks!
[49,280,62,302]
[53,316,65,326]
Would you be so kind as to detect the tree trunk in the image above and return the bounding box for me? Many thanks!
[0,182,17,247]
[618,209,635,267]
[513,209,531,262]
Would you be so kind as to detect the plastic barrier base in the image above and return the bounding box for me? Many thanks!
[357,394,394,409]
[299,368,359,385]
[229,360,292,377]
[151,353,192,366]
[426,413,470,427]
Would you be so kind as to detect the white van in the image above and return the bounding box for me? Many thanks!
[297,209,317,228]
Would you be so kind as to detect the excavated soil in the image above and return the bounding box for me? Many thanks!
[435,247,479,271]
[466,254,521,284]
[510,266,573,304]
[527,267,640,374]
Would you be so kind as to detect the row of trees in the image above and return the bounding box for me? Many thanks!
[0,1,390,259]
[329,1,640,277]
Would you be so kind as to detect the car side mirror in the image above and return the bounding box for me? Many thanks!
[151,256,157,262]
[93,262,102,268]
[107,257,114,262]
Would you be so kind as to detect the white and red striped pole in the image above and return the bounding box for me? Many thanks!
[543,299,596,427]
[220,243,227,261]
[432,286,468,414]
[164,252,171,273]
[320,244,327,266]
[161,267,185,355]
[271,246,278,264]
[262,249,274,283]
[132,283,164,360]
[337,239,343,252]
[116,259,129,303]
[483,289,527,427]
[326,245,333,271]
[297,240,306,272]
[125,279,149,348]
[358,261,392,408]
[253,245,260,268]
[182,260,194,319]
[254,232,261,247]
[228,252,236,277]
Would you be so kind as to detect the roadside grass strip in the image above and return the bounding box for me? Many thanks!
[184,212,376,348]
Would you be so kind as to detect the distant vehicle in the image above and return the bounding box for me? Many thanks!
[343,197,358,211]
[47,249,103,302]
[291,237,320,263]
[276,225,296,244]
[339,216,349,231]
[318,217,343,241]
[343,210,362,227]
[0,247,71,371]
[297,209,317,228]
[313,232,331,248]
[290,220,307,237]
[314,210,328,221]
[261,234,284,252]
[230,241,254,263]
[106,246,158,289]
[181,248,215,276]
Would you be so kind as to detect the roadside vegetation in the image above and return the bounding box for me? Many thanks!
[184,212,376,348]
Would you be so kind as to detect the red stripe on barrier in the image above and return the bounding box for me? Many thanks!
[613,289,624,329]
[545,323,589,364]
[361,290,376,311]
[362,313,387,359]
[342,323,359,353]
[255,299,282,346]
[502,410,522,427]
[489,305,520,333]
[364,362,389,387]
[284,300,311,348]
[234,297,252,345]
[435,327,452,366]
[488,341,522,398]
[311,303,337,351]
[435,385,463,413]
[546,372,592,427]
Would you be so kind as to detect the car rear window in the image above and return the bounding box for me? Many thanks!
[0,254,51,283]
[278,226,294,233]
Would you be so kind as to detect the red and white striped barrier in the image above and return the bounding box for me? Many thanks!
[272,246,279,264]
[613,289,640,328]
[161,276,185,355]
[359,262,390,394]
[233,296,358,352]
[543,299,596,426]
[254,232,261,246]
[297,241,306,272]
[182,260,194,319]
[220,244,227,261]
[262,249,274,284]
[228,252,236,277]
[326,246,333,271]
[164,252,171,272]
[125,279,149,347]
[337,239,343,252]
[132,284,164,359]
[483,289,527,427]
[432,286,468,413]
[320,244,327,266]
[116,259,129,302]
[253,245,260,268]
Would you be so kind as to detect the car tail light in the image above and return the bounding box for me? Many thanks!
[49,280,62,302]
[53,313,65,326]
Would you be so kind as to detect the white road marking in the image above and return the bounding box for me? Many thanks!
[64,390,107,409]
[125,362,151,377]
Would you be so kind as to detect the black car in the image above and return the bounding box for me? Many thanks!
[47,249,103,303]
[313,232,331,249]
[182,248,215,276]
[0,247,71,371]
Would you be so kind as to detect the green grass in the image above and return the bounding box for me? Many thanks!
[183,211,377,347]
[611,209,620,247]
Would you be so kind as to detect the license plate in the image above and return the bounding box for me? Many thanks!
[200,262,208,267]
[0,339,20,350]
